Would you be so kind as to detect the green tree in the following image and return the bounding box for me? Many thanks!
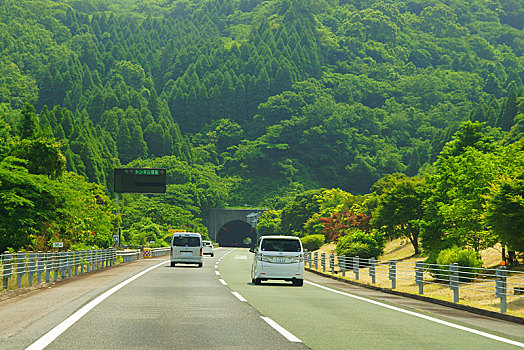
[371,175,426,255]
[485,173,524,252]
[18,102,39,139]
[421,148,498,255]
[0,159,62,252]
[484,140,524,253]
[0,113,12,159]
[10,138,66,179]
[280,189,328,237]
[497,84,519,131]
[256,210,281,236]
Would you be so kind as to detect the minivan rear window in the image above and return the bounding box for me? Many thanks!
[260,239,301,252]
[173,236,201,247]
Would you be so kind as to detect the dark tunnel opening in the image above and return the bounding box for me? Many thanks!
[216,220,257,248]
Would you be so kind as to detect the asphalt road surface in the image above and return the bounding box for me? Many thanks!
[1,248,523,349]
[219,248,524,350]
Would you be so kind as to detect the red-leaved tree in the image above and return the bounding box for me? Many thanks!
[319,210,371,242]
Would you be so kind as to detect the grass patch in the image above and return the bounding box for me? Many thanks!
[306,238,524,318]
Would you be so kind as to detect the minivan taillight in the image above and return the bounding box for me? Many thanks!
[200,247,203,256]
[170,247,172,256]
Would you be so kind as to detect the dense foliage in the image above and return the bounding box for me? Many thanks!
[336,229,386,259]
[0,0,523,257]
[300,234,325,251]
[268,121,523,264]
[432,246,483,282]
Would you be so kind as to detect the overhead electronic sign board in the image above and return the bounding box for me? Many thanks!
[114,168,167,194]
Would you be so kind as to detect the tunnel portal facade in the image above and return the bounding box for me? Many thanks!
[206,209,266,247]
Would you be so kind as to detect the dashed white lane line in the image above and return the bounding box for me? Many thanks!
[305,281,524,348]
[217,249,300,343]
[25,261,168,350]
[261,316,302,343]
[215,271,220,276]
[231,292,247,302]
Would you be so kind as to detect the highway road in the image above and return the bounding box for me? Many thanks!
[0,248,522,349]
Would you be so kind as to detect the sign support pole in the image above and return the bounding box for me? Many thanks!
[115,192,121,249]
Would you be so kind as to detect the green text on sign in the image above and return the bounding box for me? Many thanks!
[134,169,160,175]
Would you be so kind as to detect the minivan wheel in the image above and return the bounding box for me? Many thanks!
[254,278,262,285]
[170,262,176,267]
[293,279,303,286]
[198,263,203,268]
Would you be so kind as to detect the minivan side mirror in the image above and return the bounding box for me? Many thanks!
[249,247,255,253]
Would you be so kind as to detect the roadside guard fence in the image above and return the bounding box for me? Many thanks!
[304,251,524,315]
[1,247,171,292]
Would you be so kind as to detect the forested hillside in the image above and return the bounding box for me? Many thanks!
[0,0,523,252]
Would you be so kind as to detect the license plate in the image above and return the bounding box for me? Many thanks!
[181,252,192,256]
[276,257,286,263]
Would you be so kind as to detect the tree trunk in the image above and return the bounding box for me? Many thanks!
[509,250,517,266]
[408,229,420,255]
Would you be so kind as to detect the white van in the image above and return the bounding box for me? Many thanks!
[170,232,203,267]
[250,235,304,286]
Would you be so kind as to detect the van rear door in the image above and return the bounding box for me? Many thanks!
[172,235,202,259]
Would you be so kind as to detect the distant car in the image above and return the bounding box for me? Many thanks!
[202,240,214,257]
[250,235,304,286]
[170,232,203,267]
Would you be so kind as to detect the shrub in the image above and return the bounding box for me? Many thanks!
[335,229,385,260]
[432,246,483,282]
[301,234,325,251]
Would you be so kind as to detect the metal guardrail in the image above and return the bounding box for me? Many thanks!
[144,247,171,258]
[117,249,141,262]
[304,251,524,315]
[1,249,117,290]
[0,247,171,292]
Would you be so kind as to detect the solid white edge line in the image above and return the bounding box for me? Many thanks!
[231,291,247,302]
[26,261,168,350]
[305,281,524,348]
[219,279,227,285]
[261,316,302,343]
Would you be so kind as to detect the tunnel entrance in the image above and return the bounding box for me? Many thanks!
[216,220,257,248]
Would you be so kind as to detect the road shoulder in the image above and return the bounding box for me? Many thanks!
[304,269,524,341]
[0,258,167,346]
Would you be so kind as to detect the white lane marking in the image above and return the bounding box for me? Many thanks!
[232,292,247,302]
[233,255,247,260]
[306,281,524,348]
[215,249,235,287]
[261,316,302,343]
[26,261,167,350]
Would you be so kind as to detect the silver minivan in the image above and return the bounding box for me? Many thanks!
[250,235,304,286]
[170,232,203,267]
